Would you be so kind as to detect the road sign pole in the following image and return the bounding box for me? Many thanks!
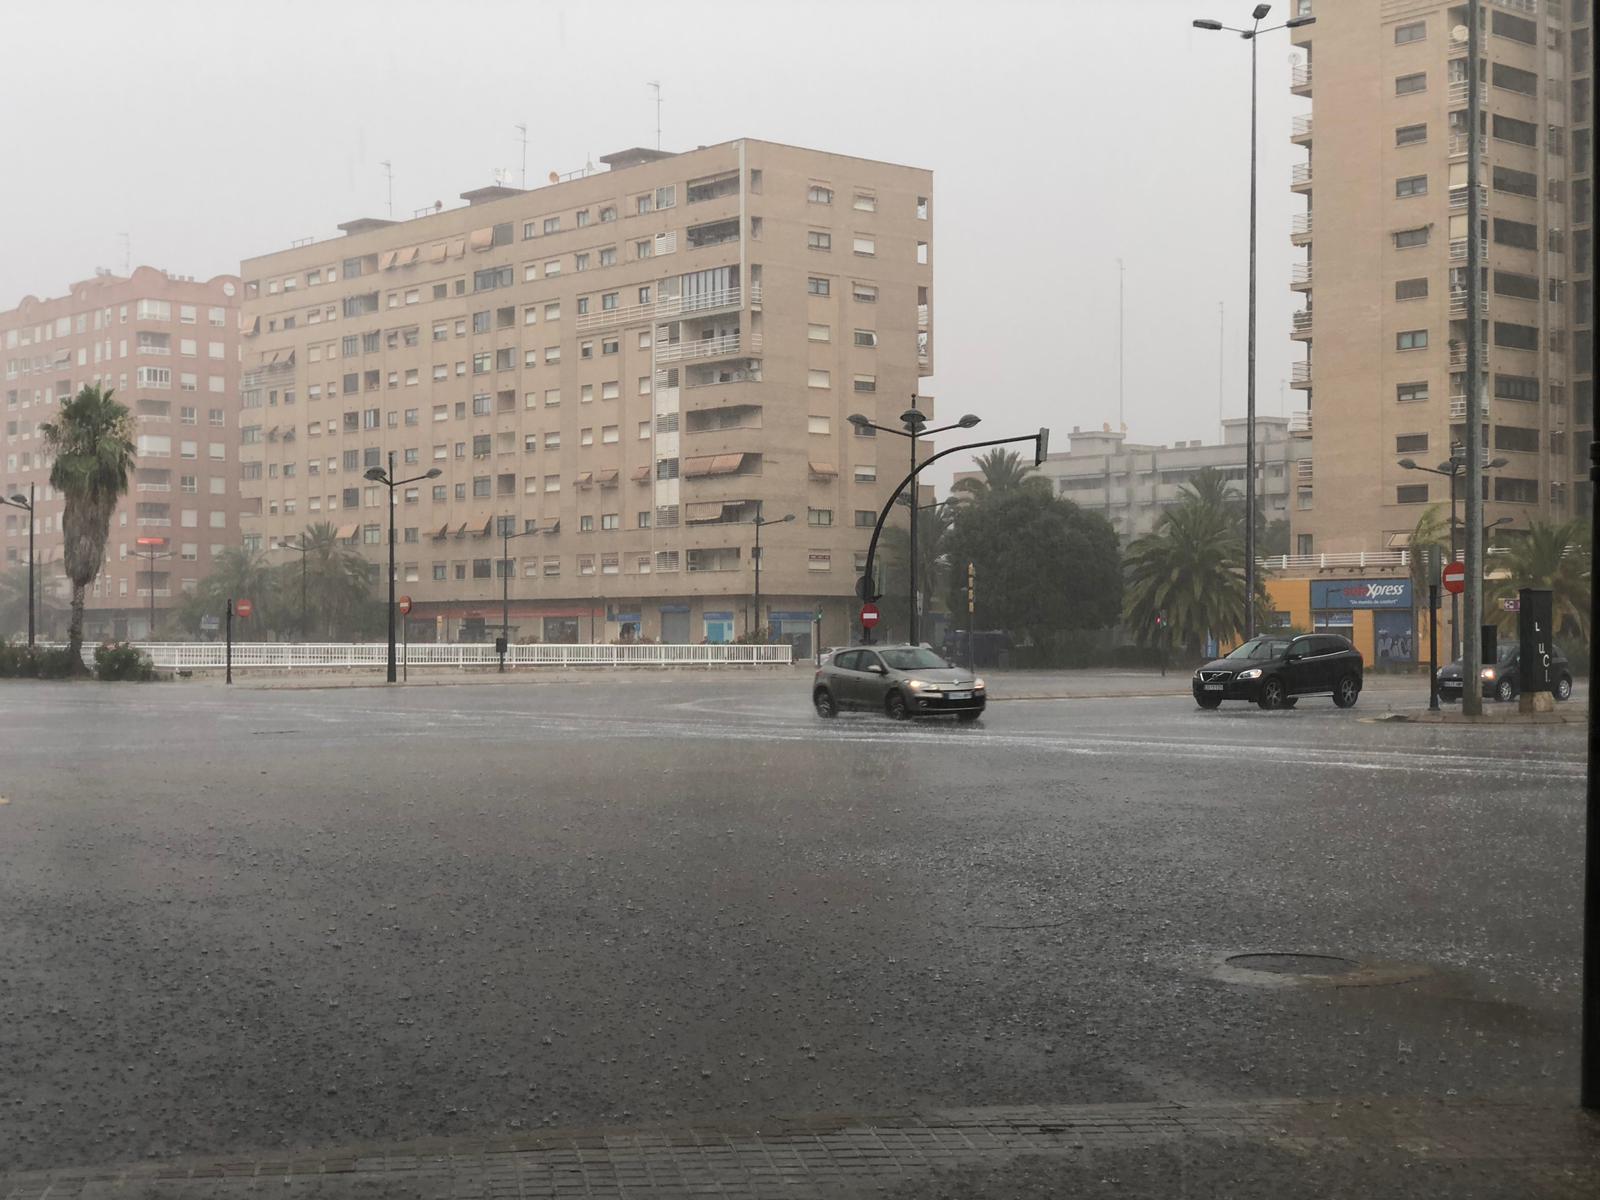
[1428,584,1439,712]
[1583,439,1599,1109]
[225,598,233,686]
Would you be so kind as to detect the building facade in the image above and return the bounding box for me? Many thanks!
[1288,0,1593,558]
[238,139,933,651]
[1,267,242,639]
[984,416,1306,544]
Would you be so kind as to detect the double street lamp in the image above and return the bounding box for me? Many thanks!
[750,502,794,641]
[498,518,542,672]
[0,485,34,646]
[1399,447,1508,657]
[848,403,979,644]
[1193,3,1316,639]
[131,538,171,641]
[281,536,312,640]
[364,453,442,683]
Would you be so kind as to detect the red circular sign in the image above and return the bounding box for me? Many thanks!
[860,603,880,628]
[398,595,413,615]
[234,598,254,619]
[1441,561,1466,596]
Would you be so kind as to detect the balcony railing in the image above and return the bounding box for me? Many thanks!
[1290,162,1313,189]
[1290,263,1313,288]
[917,303,929,329]
[1297,459,1314,481]
[1291,212,1312,241]
[1291,361,1312,387]
[135,589,173,599]
[135,517,171,527]
[1291,114,1313,141]
[1449,237,1470,262]
[1290,63,1312,91]
[1450,287,1467,315]
[137,345,171,356]
[1289,410,1312,437]
[653,332,762,364]
[1448,185,1486,211]
[1450,396,1467,419]
[1291,310,1314,337]
[1447,80,1488,106]
[135,482,171,492]
[1448,343,1488,368]
[1448,133,1486,159]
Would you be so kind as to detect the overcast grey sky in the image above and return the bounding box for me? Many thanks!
[0,0,1304,480]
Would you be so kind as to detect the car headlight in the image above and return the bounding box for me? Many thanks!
[973,678,986,690]
[1480,667,1497,680]
[1237,668,1262,680]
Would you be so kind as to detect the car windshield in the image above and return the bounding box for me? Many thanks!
[1224,637,1292,661]
[880,648,951,671]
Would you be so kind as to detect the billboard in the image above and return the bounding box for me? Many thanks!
[1310,579,1413,610]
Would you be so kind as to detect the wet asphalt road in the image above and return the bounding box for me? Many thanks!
[0,671,1587,1174]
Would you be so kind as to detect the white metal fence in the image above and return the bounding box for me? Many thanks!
[46,642,793,671]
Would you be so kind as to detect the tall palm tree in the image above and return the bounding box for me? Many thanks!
[951,449,1048,502]
[1406,504,1451,597]
[1485,518,1591,643]
[295,521,379,639]
[180,547,282,637]
[1123,486,1260,657]
[39,385,136,669]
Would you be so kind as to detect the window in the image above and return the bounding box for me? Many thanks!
[1494,425,1540,454]
[1396,484,1430,504]
[807,323,831,342]
[807,553,831,572]
[808,369,830,389]
[1397,330,1428,350]
[808,184,833,204]
[1493,322,1538,351]
[852,193,877,212]
[1494,476,1538,504]
[1492,62,1538,96]
[807,276,831,296]
[1396,381,1429,403]
[1393,227,1429,249]
[1394,20,1425,43]
[543,216,560,235]
[853,329,878,348]
[1395,72,1427,95]
[1492,115,1537,147]
[1395,123,1427,146]
[808,415,831,435]
[854,464,878,482]
[853,282,878,303]
[1493,166,1538,198]
[807,230,832,251]
[852,374,876,393]
[1494,270,1540,300]
[1494,218,1538,250]
[1495,374,1540,401]
[1395,433,1429,454]
[1490,9,1537,45]
[807,508,833,526]
[852,236,876,256]
[1395,277,1429,300]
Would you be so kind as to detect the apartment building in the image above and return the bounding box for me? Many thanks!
[1,267,242,638]
[238,139,933,650]
[990,417,1307,544]
[1288,0,1592,561]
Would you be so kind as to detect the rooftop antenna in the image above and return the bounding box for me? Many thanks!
[1116,257,1125,432]
[648,80,662,150]
[515,123,528,189]
[380,160,394,218]
[119,232,130,275]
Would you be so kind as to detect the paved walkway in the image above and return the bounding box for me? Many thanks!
[5,1093,1596,1198]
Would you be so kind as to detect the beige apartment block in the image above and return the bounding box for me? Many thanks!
[1,267,243,638]
[1288,0,1593,562]
[238,139,933,650]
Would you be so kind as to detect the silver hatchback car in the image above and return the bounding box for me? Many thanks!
[813,644,986,722]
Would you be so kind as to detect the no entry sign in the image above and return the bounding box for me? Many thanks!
[398,595,413,615]
[860,603,880,629]
[234,597,254,619]
[1442,561,1465,596]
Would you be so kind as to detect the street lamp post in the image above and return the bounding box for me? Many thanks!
[131,540,171,641]
[1194,4,1316,639]
[1400,447,1507,658]
[365,453,442,683]
[1,485,34,646]
[281,536,312,640]
[750,502,794,641]
[498,518,540,672]
[848,407,979,644]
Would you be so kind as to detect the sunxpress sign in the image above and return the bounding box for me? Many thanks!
[1311,579,1414,610]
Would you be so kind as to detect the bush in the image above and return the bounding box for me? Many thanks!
[0,642,77,679]
[93,641,158,682]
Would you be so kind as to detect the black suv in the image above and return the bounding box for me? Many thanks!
[1192,634,1364,710]
[1437,644,1573,703]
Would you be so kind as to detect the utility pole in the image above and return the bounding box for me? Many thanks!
[1461,0,1484,717]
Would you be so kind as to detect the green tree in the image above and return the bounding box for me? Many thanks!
[1123,477,1263,657]
[178,547,283,638]
[942,489,1120,644]
[1406,504,1451,597]
[39,385,136,669]
[292,522,381,640]
[0,563,66,641]
[876,500,955,642]
[950,448,1050,503]
[1485,518,1591,644]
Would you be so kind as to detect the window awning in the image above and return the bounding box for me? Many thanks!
[474,515,493,535]
[430,242,449,263]
[1385,532,1412,549]
[808,460,838,477]
[595,467,619,485]
[631,464,652,481]
[546,518,560,534]
[449,237,467,258]
[239,313,260,335]
[334,523,358,540]
[454,521,470,536]
[468,227,494,251]
[709,453,744,475]
[433,521,451,538]
[379,249,400,271]
[684,501,724,523]
[682,455,715,478]
[574,471,594,486]
[397,245,420,266]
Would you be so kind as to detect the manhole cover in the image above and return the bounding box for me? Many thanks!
[1224,953,1359,977]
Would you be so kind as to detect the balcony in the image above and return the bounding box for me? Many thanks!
[917,303,929,329]
[1290,263,1313,291]
[1448,185,1486,211]
[1449,287,1468,316]
[1297,459,1314,483]
[1291,310,1314,339]
[1290,361,1313,389]
[1291,114,1313,144]
[1290,162,1313,192]
[654,331,762,365]
[135,517,172,528]
[1288,410,1313,438]
[1448,342,1488,368]
[659,285,748,321]
[1449,236,1469,262]
[1447,80,1487,106]
[135,589,173,599]
[1291,213,1313,244]
[1448,133,1486,159]
[685,219,740,250]
[1290,63,1312,94]
[1450,396,1467,419]
[135,482,171,493]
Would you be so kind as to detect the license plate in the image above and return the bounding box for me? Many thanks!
[1203,683,1224,691]
[946,690,972,700]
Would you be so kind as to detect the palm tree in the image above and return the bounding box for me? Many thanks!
[951,449,1048,502]
[180,547,282,637]
[878,500,955,640]
[1123,487,1259,658]
[1406,504,1451,597]
[39,385,136,669]
[0,563,66,641]
[294,521,379,639]
[1485,518,1591,643]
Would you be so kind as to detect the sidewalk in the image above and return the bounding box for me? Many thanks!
[4,1092,1595,1198]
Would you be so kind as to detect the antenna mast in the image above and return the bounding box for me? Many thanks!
[515,123,528,189]
[648,81,663,150]
[380,160,394,218]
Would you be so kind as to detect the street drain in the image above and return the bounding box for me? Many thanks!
[1225,952,1358,977]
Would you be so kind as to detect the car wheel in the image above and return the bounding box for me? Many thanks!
[885,691,909,721]
[1257,678,1286,710]
[1332,675,1360,709]
[1555,675,1573,702]
[957,710,982,724]
[1195,694,1223,710]
[813,688,838,718]
[1495,677,1515,703]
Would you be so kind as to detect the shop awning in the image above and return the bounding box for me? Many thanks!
[595,467,619,485]
[468,227,494,251]
[334,523,358,540]
[631,464,652,482]
[808,460,838,478]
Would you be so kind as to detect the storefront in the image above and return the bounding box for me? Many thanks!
[1309,578,1415,669]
